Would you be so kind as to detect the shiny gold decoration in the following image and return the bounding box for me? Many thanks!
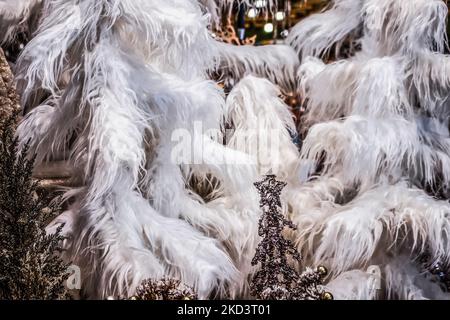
[317,266,328,277]
[321,291,334,300]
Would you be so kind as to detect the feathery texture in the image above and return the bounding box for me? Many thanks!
[15,0,243,299]
[214,41,299,93]
[290,0,450,299]
[0,0,42,45]
[287,0,363,61]
[11,0,450,300]
[14,0,300,300]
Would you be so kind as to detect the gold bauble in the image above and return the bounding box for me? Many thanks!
[317,265,328,277]
[321,291,334,300]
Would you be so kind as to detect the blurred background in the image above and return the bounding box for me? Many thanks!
[223,0,450,46]
[222,0,331,45]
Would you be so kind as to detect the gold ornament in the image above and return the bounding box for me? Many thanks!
[321,292,334,300]
[317,266,328,277]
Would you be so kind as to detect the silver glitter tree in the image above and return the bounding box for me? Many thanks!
[251,174,333,300]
